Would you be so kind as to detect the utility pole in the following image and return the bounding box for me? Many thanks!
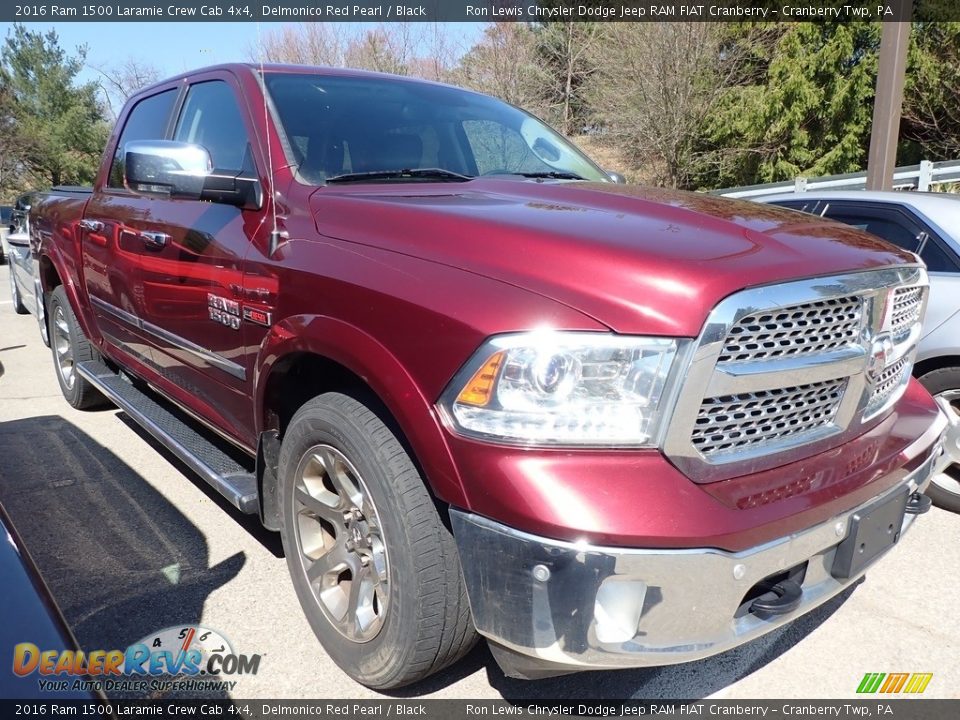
[865,4,913,191]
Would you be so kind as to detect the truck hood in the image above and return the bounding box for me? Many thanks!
[309,180,916,336]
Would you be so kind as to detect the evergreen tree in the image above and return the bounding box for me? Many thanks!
[700,23,880,188]
[0,24,110,188]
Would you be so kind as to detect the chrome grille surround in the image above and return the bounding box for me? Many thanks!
[662,267,928,483]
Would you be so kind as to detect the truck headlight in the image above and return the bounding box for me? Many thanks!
[438,332,680,446]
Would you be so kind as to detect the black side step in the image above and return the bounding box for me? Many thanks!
[76,360,258,514]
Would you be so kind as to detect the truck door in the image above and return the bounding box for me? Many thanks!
[82,87,180,371]
[127,75,269,449]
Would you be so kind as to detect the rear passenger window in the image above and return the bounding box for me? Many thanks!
[771,200,817,214]
[174,81,253,174]
[826,214,923,253]
[108,89,178,188]
[919,238,960,273]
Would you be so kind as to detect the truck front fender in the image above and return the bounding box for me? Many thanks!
[254,314,467,508]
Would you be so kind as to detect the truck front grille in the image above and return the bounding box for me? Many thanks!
[719,296,863,363]
[692,379,846,458]
[662,267,928,483]
[890,286,923,339]
[866,356,910,416]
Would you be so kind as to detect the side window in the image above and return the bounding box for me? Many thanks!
[108,89,178,188]
[771,200,816,214]
[174,81,252,174]
[823,209,924,253]
[918,237,960,273]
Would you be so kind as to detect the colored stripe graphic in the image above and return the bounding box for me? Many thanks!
[880,673,909,693]
[904,673,933,694]
[857,672,932,694]
[857,673,885,693]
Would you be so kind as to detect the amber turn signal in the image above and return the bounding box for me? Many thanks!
[456,351,505,407]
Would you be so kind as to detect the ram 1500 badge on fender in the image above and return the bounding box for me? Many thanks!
[30,64,947,688]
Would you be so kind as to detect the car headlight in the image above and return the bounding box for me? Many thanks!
[438,331,681,446]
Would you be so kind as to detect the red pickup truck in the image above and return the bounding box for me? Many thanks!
[31,64,946,688]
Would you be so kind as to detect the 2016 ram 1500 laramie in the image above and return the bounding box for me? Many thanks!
[30,64,947,689]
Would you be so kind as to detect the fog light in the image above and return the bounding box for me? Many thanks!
[593,579,647,643]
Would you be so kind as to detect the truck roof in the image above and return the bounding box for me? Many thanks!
[132,62,465,102]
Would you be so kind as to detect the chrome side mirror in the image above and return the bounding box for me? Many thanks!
[125,140,212,200]
[124,140,261,209]
[606,171,627,185]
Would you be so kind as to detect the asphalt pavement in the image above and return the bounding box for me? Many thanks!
[1,264,958,701]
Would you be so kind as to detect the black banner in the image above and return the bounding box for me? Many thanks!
[4,1,960,24]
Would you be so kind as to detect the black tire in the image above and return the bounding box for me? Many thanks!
[918,366,960,513]
[278,392,477,689]
[48,286,107,410]
[9,263,28,314]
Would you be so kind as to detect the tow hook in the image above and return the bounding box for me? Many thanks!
[749,578,803,618]
[905,492,932,515]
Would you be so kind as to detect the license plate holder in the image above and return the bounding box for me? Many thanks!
[831,488,909,580]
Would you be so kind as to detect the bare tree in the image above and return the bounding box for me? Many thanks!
[91,58,161,119]
[586,24,741,188]
[252,23,352,67]
[251,23,459,82]
[454,23,549,112]
[902,23,960,160]
[344,27,411,75]
[537,22,601,135]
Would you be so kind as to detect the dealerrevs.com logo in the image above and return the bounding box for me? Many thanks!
[13,625,262,693]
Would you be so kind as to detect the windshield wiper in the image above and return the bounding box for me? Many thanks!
[326,168,473,183]
[495,171,586,181]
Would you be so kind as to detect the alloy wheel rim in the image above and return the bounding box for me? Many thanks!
[932,389,960,498]
[293,444,389,642]
[36,280,48,344]
[53,305,75,390]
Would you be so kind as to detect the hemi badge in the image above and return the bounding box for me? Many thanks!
[243,307,272,327]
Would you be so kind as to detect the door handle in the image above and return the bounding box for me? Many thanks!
[140,231,169,250]
[78,219,104,233]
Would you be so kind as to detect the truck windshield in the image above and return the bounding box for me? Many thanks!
[263,72,609,186]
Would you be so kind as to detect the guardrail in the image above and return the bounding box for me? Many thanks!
[711,159,960,199]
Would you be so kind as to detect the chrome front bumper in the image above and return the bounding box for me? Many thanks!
[451,439,943,672]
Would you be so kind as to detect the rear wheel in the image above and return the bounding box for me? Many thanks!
[35,278,50,347]
[48,286,107,410]
[918,367,960,513]
[278,392,476,689]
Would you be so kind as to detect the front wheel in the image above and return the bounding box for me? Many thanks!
[278,392,476,689]
[919,367,960,513]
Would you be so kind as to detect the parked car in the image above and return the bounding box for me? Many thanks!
[28,64,946,688]
[0,499,101,699]
[758,191,960,512]
[1,204,12,264]
[6,193,48,344]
